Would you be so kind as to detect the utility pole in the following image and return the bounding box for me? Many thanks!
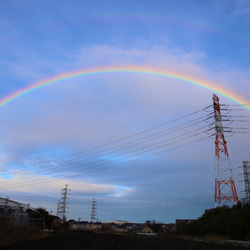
[243,161,250,203]
[90,198,97,223]
[57,184,70,222]
[213,94,238,207]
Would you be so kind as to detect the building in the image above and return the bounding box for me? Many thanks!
[69,221,102,231]
[0,197,29,212]
[0,197,29,225]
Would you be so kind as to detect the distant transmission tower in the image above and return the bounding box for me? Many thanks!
[57,184,70,222]
[243,161,250,203]
[56,200,60,216]
[90,198,97,223]
[213,94,238,207]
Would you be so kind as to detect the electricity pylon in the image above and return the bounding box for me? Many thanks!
[90,198,97,223]
[243,161,250,203]
[57,184,70,222]
[213,94,238,207]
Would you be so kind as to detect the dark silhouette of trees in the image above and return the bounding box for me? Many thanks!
[180,201,250,240]
[27,207,54,229]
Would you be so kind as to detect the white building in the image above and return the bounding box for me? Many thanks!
[0,197,29,212]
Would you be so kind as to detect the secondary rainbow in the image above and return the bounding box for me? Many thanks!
[0,65,249,110]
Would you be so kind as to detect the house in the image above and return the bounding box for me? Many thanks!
[51,215,61,230]
[69,221,89,230]
[69,221,102,231]
[132,224,154,234]
[88,222,102,231]
[116,223,133,233]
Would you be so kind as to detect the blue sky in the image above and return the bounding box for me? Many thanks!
[0,0,250,223]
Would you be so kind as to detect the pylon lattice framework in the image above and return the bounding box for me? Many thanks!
[57,184,70,222]
[90,198,97,223]
[243,161,250,203]
[213,94,238,207]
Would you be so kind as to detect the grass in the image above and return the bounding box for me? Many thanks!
[0,222,50,246]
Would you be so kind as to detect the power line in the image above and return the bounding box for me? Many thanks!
[1,101,249,189]
[1,108,209,188]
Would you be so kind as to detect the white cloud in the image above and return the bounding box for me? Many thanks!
[0,44,249,218]
[0,172,116,196]
[0,44,248,167]
[210,0,250,23]
[231,0,250,20]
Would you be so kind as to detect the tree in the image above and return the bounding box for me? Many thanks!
[180,203,250,240]
[27,207,54,229]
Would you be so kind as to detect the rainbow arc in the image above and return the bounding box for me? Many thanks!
[0,65,249,110]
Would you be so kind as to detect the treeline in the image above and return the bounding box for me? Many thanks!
[179,201,250,240]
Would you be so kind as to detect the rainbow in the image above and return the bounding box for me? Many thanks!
[0,65,249,110]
